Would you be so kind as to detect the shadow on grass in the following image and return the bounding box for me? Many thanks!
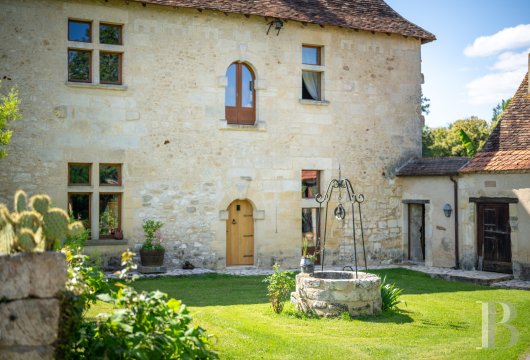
[356,309,413,324]
[282,303,414,324]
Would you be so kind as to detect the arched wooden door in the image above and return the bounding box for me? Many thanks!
[226,200,254,265]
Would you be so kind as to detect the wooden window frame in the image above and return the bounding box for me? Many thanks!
[99,192,122,238]
[68,162,92,186]
[302,45,321,65]
[99,22,123,45]
[68,192,92,238]
[68,19,92,43]
[99,163,122,186]
[301,170,320,199]
[68,48,92,83]
[225,62,256,125]
[99,51,123,85]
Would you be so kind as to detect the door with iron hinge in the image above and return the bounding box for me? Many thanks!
[477,203,512,274]
[226,200,254,265]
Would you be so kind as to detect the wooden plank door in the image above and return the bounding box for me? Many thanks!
[226,200,254,265]
[477,203,512,273]
[408,204,425,261]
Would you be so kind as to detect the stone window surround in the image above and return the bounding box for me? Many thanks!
[218,65,266,130]
[66,18,125,89]
[301,169,324,254]
[67,162,125,243]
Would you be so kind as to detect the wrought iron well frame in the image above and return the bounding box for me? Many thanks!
[315,169,367,277]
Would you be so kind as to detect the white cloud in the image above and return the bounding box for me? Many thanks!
[464,24,530,57]
[492,49,530,71]
[466,67,526,105]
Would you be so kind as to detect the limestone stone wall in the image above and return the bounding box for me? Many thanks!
[398,176,456,268]
[0,0,424,269]
[291,271,381,317]
[459,173,530,279]
[0,252,66,359]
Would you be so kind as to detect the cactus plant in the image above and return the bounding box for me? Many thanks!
[0,190,84,253]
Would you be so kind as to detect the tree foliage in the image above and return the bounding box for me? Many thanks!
[422,117,491,157]
[0,82,21,159]
[491,98,511,128]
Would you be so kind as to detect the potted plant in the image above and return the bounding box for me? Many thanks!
[300,238,317,274]
[139,219,165,266]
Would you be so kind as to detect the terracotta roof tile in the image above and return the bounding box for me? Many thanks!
[396,157,470,177]
[133,0,436,43]
[461,73,530,173]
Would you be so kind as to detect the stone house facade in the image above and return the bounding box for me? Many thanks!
[397,66,530,280]
[0,0,434,269]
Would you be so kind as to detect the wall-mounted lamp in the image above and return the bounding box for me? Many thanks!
[443,203,452,218]
[267,19,283,36]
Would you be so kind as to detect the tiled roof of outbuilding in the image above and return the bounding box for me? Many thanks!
[460,73,530,173]
[134,0,436,43]
[396,157,470,177]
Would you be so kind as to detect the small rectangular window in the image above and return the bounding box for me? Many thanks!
[99,23,122,45]
[99,164,122,186]
[68,49,91,82]
[68,20,92,42]
[302,170,320,198]
[68,193,91,232]
[100,52,122,85]
[99,193,121,238]
[68,163,91,185]
[302,71,321,101]
[302,46,321,65]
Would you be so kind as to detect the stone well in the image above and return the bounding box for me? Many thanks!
[291,271,382,317]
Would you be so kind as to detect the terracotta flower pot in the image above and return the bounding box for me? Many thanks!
[140,249,165,266]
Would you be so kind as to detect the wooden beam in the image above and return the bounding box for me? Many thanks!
[402,199,430,204]
[469,197,519,204]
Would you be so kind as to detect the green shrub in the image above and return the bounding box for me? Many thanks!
[87,288,217,359]
[57,250,218,359]
[142,219,164,251]
[380,275,405,311]
[263,263,295,314]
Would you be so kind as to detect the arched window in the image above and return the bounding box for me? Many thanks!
[225,62,256,125]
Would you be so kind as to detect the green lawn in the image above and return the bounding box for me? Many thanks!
[88,269,530,359]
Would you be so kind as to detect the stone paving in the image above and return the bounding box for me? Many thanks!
[107,264,530,290]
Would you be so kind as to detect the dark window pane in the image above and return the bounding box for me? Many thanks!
[100,52,121,84]
[99,164,121,185]
[69,164,90,185]
[100,23,121,45]
[69,193,90,229]
[241,64,253,108]
[68,20,91,42]
[68,50,91,82]
[302,71,321,100]
[302,208,319,251]
[225,63,236,107]
[302,170,319,198]
[302,46,320,65]
[99,194,121,237]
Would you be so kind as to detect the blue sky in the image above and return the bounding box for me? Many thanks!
[385,0,530,127]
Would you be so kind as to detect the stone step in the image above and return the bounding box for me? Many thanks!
[400,265,514,286]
